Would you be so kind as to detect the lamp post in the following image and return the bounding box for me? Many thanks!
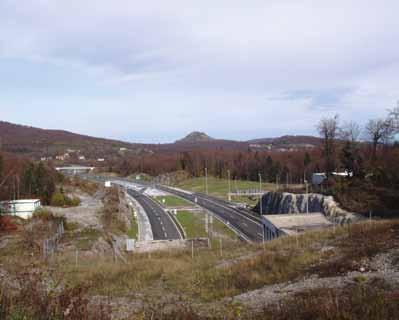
[305,179,309,214]
[205,167,208,195]
[259,173,263,216]
[227,170,231,201]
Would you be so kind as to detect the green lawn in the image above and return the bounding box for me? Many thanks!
[176,211,208,238]
[154,195,192,207]
[127,212,139,239]
[175,210,238,240]
[174,176,276,205]
[212,218,239,239]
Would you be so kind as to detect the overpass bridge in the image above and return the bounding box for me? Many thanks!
[55,166,95,175]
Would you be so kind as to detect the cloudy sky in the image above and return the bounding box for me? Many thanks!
[1,0,398,142]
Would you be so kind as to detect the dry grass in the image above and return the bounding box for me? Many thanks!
[2,219,399,319]
[256,279,399,320]
[308,220,399,277]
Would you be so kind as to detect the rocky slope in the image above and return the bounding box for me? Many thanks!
[255,191,362,223]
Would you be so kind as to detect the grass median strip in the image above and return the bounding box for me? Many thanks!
[154,195,192,207]
[176,211,207,238]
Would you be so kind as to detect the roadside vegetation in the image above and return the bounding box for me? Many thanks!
[50,189,81,207]
[1,219,398,319]
[174,176,276,207]
[101,187,129,235]
[127,211,139,239]
[175,211,207,238]
[153,195,191,208]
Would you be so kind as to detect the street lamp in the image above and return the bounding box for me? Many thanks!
[227,170,231,201]
[206,167,208,195]
[305,179,309,214]
[259,173,263,216]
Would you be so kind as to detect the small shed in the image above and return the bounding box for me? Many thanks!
[0,199,41,219]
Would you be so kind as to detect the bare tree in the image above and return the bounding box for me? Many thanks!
[365,118,394,161]
[340,121,361,143]
[339,121,362,176]
[317,115,339,175]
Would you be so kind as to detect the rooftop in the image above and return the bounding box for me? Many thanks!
[1,199,41,204]
[263,213,333,235]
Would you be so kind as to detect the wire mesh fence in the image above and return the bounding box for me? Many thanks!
[43,221,64,259]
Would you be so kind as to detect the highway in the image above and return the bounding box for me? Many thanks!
[126,188,182,241]
[156,185,264,242]
[79,173,263,242]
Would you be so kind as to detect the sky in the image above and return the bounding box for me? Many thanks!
[0,0,398,143]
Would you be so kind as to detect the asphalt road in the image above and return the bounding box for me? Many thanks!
[126,188,182,241]
[78,173,262,242]
[156,185,264,242]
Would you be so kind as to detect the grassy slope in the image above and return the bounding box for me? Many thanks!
[153,195,192,207]
[175,177,277,206]
[2,219,399,318]
[175,210,237,240]
[127,212,139,239]
[50,220,398,301]
[176,211,208,238]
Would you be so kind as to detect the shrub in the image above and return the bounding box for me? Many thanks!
[32,208,55,221]
[50,192,66,207]
[0,271,111,320]
[50,192,81,207]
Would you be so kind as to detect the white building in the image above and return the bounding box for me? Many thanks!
[312,171,353,185]
[0,199,41,219]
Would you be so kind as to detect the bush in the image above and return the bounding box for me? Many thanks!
[0,271,111,320]
[66,195,81,207]
[50,192,66,207]
[32,208,55,221]
[50,192,81,207]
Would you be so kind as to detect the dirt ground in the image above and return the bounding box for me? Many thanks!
[46,189,106,230]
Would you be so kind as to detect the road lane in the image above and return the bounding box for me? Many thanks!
[156,185,263,242]
[126,188,181,241]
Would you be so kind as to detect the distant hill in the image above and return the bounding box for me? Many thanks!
[0,121,142,157]
[248,135,322,150]
[0,121,322,159]
[248,135,322,145]
[175,131,215,143]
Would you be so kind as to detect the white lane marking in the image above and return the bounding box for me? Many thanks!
[164,232,168,238]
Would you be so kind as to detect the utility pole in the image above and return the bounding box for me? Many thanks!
[227,170,231,201]
[305,179,309,214]
[259,173,263,216]
[205,167,208,195]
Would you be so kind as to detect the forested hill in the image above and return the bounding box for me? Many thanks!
[0,121,138,156]
[0,121,322,157]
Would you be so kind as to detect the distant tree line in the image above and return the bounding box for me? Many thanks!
[106,102,399,215]
[0,153,60,205]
